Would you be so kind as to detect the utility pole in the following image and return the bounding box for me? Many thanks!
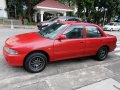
[14,5,16,18]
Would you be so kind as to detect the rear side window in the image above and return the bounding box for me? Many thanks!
[67,18,75,21]
[74,18,80,22]
[86,26,102,38]
[116,23,120,26]
[67,18,80,22]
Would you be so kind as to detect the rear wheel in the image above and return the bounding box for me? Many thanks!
[95,47,108,61]
[24,53,47,73]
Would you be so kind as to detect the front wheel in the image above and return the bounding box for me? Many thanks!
[95,47,108,61]
[24,53,47,73]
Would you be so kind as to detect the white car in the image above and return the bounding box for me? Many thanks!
[103,22,120,31]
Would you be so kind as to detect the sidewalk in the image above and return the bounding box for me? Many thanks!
[0,24,37,29]
[2,63,119,90]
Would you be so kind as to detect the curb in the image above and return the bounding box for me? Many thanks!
[0,25,37,29]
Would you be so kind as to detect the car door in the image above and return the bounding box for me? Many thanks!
[53,25,86,61]
[118,23,120,31]
[85,25,103,56]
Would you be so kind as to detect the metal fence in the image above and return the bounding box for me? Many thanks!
[0,19,22,25]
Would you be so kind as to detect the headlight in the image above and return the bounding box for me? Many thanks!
[4,46,18,55]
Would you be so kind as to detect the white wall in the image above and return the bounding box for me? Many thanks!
[0,0,8,18]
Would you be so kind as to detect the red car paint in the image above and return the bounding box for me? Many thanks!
[3,22,117,66]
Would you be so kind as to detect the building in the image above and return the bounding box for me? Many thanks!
[34,0,73,22]
[0,0,73,21]
[0,0,8,18]
[0,0,16,19]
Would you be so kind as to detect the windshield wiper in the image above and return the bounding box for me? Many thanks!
[39,31,44,36]
[38,32,51,39]
[45,36,50,39]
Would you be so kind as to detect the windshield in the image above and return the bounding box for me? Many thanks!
[39,23,67,39]
[49,17,59,21]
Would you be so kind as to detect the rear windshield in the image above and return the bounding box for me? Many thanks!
[49,17,58,21]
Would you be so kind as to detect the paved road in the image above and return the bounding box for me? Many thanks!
[0,28,120,90]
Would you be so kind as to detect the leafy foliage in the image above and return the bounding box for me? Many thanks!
[6,0,120,24]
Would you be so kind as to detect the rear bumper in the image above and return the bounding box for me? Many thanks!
[3,49,26,66]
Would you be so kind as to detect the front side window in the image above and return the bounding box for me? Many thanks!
[64,26,84,39]
[86,26,102,38]
[39,23,67,39]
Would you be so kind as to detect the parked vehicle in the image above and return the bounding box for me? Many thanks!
[37,16,81,30]
[3,21,117,73]
[103,22,120,31]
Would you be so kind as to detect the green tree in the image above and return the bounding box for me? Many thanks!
[23,0,43,21]
[7,0,24,18]
[7,0,120,24]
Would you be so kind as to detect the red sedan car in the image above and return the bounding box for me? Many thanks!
[3,21,117,73]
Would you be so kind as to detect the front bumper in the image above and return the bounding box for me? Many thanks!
[3,49,26,66]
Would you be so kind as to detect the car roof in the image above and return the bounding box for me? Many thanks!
[58,16,79,18]
[60,21,97,26]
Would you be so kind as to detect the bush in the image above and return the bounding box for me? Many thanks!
[23,19,36,26]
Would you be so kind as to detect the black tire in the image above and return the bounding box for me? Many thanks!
[110,28,113,31]
[24,53,47,73]
[95,47,108,61]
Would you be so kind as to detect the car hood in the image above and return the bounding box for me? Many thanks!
[5,32,44,48]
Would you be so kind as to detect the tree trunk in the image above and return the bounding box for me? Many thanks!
[28,0,32,22]
[68,0,71,6]
[102,9,106,26]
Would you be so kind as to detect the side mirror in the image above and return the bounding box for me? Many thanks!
[57,35,67,40]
